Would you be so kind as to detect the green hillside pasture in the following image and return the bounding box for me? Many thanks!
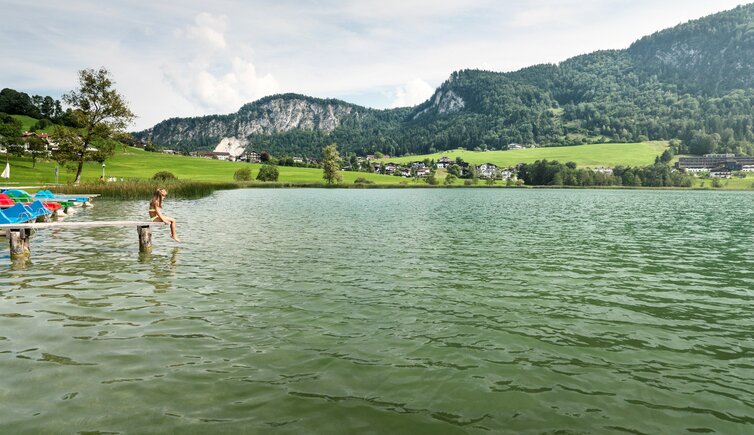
[382,142,669,168]
[10,115,59,134]
[1,147,401,185]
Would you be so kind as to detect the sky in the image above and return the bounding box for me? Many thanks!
[0,0,750,130]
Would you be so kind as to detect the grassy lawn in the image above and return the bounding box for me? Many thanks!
[1,146,403,185]
[692,174,754,189]
[381,141,669,168]
[4,139,751,189]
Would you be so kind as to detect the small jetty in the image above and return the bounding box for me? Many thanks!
[0,221,164,259]
[1,187,162,260]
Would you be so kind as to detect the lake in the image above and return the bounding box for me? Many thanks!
[1,189,752,434]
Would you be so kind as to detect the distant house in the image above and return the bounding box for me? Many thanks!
[436,156,452,169]
[162,149,176,155]
[293,157,304,163]
[478,163,497,178]
[213,151,232,161]
[366,154,375,160]
[508,143,524,150]
[241,150,261,163]
[384,163,398,175]
[415,167,431,177]
[593,167,614,175]
[500,169,514,180]
[742,165,754,172]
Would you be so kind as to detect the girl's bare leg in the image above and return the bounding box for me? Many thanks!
[169,218,180,242]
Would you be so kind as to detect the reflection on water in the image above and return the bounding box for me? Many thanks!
[1,189,753,433]
[139,247,180,293]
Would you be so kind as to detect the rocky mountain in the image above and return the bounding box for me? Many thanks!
[135,4,754,158]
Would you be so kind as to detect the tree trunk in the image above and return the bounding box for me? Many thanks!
[74,159,84,184]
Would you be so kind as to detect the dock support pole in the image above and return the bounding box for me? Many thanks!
[137,225,152,254]
[9,228,31,259]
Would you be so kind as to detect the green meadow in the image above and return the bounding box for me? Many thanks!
[381,141,669,168]
[2,146,401,185]
[3,138,751,190]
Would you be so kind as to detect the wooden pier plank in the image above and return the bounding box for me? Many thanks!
[0,221,164,230]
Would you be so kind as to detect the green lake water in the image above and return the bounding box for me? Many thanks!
[1,189,752,434]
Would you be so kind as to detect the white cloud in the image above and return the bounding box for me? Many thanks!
[391,78,435,108]
[163,12,278,113]
[182,12,227,50]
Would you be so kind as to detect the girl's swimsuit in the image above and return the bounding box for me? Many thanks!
[149,209,160,221]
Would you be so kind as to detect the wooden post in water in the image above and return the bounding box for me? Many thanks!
[137,225,152,254]
[8,228,31,259]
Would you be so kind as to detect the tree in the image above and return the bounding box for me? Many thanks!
[322,143,342,185]
[25,134,48,168]
[256,164,279,181]
[234,167,253,181]
[0,113,22,151]
[56,67,135,183]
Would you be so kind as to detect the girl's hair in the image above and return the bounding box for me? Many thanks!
[151,189,163,208]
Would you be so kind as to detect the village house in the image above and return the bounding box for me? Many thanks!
[162,149,176,155]
[499,169,514,180]
[508,143,524,150]
[436,156,452,168]
[236,150,261,163]
[593,167,614,175]
[213,151,232,161]
[478,163,497,178]
[384,163,398,175]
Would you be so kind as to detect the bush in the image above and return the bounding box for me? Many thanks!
[444,174,456,185]
[464,179,474,186]
[256,164,279,182]
[711,178,723,188]
[354,177,374,184]
[234,167,253,181]
[152,171,177,181]
[426,174,439,185]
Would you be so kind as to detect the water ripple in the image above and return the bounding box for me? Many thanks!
[1,189,753,433]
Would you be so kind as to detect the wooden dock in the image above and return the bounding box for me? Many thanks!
[0,221,167,259]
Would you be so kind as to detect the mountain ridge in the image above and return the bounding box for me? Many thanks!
[135,3,754,158]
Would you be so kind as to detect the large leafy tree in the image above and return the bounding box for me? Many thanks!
[55,67,135,183]
[322,143,342,185]
[0,113,23,153]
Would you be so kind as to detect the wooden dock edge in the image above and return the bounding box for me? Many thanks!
[0,221,166,259]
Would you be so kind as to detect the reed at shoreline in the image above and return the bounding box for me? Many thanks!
[52,180,240,199]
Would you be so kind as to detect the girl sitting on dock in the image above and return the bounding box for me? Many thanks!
[149,188,180,242]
